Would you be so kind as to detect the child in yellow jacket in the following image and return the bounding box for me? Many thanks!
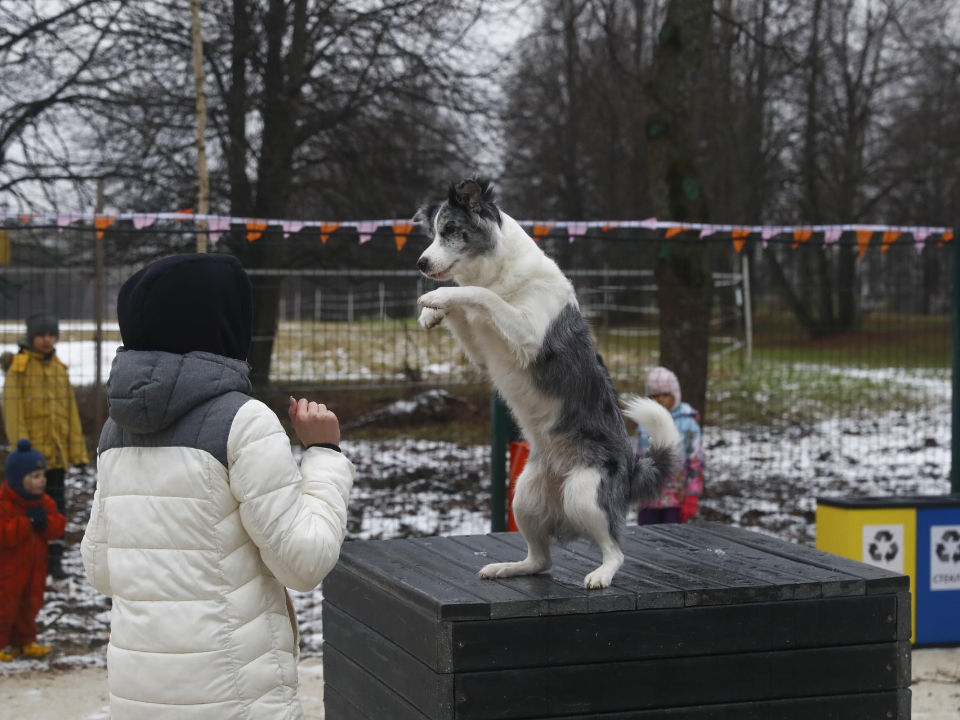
[2,313,88,579]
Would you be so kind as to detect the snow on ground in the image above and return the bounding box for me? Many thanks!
[0,365,950,675]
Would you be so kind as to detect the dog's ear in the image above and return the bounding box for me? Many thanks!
[450,177,502,226]
[413,202,441,231]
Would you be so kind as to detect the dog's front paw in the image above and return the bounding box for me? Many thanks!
[583,567,616,590]
[418,288,458,311]
[418,306,446,330]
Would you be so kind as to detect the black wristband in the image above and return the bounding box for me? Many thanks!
[306,443,341,454]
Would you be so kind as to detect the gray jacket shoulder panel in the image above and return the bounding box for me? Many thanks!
[99,391,252,467]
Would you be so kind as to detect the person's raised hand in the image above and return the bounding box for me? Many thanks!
[288,397,341,448]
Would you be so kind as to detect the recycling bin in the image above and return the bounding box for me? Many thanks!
[817,495,960,645]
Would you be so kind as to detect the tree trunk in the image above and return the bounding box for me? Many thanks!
[226,0,308,389]
[644,0,714,420]
[837,243,858,328]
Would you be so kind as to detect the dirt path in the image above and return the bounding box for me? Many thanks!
[2,650,957,719]
[0,658,326,719]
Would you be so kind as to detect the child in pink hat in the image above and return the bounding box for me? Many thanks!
[636,367,704,524]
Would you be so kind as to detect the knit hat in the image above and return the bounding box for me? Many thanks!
[118,254,253,361]
[645,366,681,411]
[5,439,46,499]
[26,312,59,342]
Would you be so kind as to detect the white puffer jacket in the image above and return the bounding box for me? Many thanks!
[81,350,355,720]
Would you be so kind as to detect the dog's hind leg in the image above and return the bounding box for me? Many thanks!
[563,467,624,589]
[479,460,552,579]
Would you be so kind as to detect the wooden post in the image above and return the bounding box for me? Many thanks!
[94,180,105,437]
[190,0,210,252]
[490,393,508,532]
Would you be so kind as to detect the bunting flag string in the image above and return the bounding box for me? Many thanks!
[0,211,953,252]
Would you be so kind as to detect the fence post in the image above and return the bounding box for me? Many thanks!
[953,228,959,494]
[490,392,508,532]
[93,180,105,438]
[742,253,753,366]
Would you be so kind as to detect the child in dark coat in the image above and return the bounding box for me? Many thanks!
[0,439,66,661]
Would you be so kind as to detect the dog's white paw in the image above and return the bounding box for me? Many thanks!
[418,306,446,330]
[478,560,548,579]
[418,288,456,311]
[583,567,616,590]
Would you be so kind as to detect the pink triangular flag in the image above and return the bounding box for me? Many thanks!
[208,217,231,245]
[132,214,156,230]
[357,221,378,244]
[282,220,304,239]
[761,228,778,249]
[913,230,930,254]
[56,214,79,233]
[699,226,716,239]
[824,228,842,244]
[639,217,658,231]
[567,222,588,243]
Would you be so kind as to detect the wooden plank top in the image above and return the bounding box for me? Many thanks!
[332,523,906,621]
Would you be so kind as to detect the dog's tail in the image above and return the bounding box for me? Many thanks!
[622,395,682,505]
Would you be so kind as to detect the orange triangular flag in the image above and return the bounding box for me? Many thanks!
[732,229,750,253]
[532,223,552,242]
[856,229,873,258]
[246,220,268,242]
[393,223,413,252]
[95,216,115,240]
[791,227,812,249]
[20,215,30,224]
[938,229,954,248]
[881,230,901,252]
[320,223,340,244]
[664,226,685,239]
[174,209,194,222]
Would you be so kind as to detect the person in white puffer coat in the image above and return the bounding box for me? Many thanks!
[81,253,355,720]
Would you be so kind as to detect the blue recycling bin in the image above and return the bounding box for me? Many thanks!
[915,496,960,645]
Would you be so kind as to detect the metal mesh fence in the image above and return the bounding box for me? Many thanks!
[0,224,952,665]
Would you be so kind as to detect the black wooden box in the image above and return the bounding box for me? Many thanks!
[322,523,911,719]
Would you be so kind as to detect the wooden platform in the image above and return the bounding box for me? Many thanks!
[321,523,911,719]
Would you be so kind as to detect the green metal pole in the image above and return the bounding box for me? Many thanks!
[490,392,508,532]
[953,228,960,495]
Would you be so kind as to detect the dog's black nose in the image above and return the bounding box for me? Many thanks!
[416,257,430,272]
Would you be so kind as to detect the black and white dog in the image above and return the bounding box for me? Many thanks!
[415,178,680,589]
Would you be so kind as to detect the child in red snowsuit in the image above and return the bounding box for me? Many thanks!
[0,439,65,661]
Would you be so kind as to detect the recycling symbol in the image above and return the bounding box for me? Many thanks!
[935,530,960,564]
[868,530,899,563]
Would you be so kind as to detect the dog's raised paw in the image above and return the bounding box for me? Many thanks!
[418,307,446,330]
[418,288,454,311]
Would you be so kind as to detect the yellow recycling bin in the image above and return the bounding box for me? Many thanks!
[817,498,916,641]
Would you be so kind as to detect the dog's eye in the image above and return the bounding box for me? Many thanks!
[443,223,456,235]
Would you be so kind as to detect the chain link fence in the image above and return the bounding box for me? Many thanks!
[0,224,952,665]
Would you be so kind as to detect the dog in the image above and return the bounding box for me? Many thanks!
[414,178,680,589]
